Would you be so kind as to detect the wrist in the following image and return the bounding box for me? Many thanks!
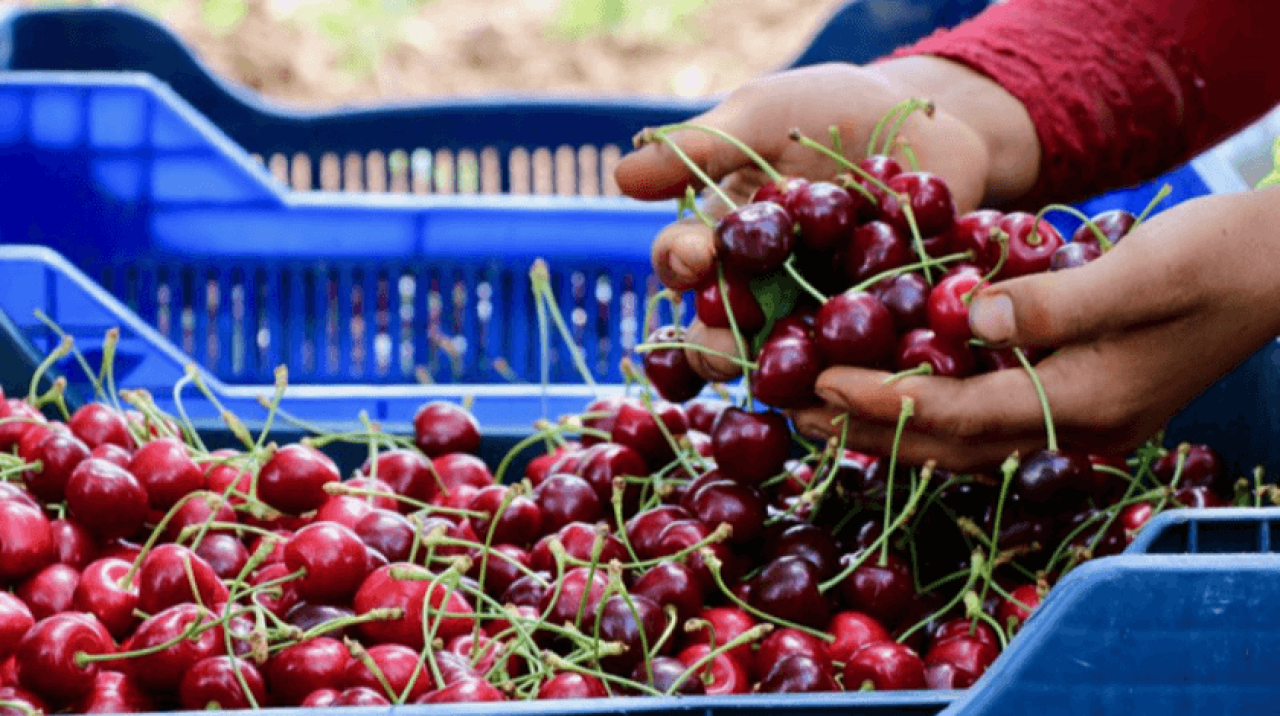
[870,55,1041,207]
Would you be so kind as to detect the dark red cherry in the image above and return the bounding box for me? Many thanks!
[1013,449,1090,516]
[843,220,911,284]
[710,407,791,487]
[0,593,34,661]
[749,556,830,629]
[632,562,704,624]
[0,501,55,584]
[924,634,999,689]
[814,291,896,368]
[995,583,1042,635]
[880,172,956,239]
[757,654,838,693]
[538,566,609,633]
[532,473,602,534]
[413,401,481,458]
[843,641,926,691]
[685,479,766,545]
[751,176,809,211]
[754,334,824,410]
[128,438,205,511]
[754,628,831,681]
[685,398,731,435]
[943,209,1004,262]
[361,449,436,505]
[64,458,149,541]
[256,444,341,516]
[15,563,79,621]
[625,505,692,560]
[997,212,1064,279]
[632,656,704,696]
[766,523,840,580]
[694,271,767,334]
[263,637,350,706]
[283,522,370,605]
[137,544,229,614]
[926,270,983,342]
[1153,444,1226,495]
[597,594,669,674]
[1073,209,1135,249]
[178,656,267,711]
[610,399,687,474]
[20,431,90,504]
[854,156,904,204]
[870,271,931,332]
[537,672,609,699]
[1174,485,1229,509]
[467,485,543,547]
[68,403,135,451]
[894,328,975,378]
[1050,241,1101,271]
[791,181,857,252]
[825,611,891,664]
[714,201,796,276]
[836,552,914,627]
[12,612,112,704]
[642,325,708,403]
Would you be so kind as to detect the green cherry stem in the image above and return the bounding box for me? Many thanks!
[530,258,598,389]
[782,255,830,304]
[1132,183,1173,228]
[1012,348,1056,452]
[701,549,833,642]
[883,363,933,385]
[27,334,72,405]
[1031,203,1112,251]
[653,123,785,185]
[878,98,935,157]
[881,397,914,566]
[641,128,737,211]
[847,251,973,295]
[632,341,759,372]
[962,230,1009,304]
[716,263,754,410]
[32,310,106,402]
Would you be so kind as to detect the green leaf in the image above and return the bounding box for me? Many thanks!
[749,265,802,354]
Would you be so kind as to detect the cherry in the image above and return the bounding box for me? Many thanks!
[996,583,1042,635]
[1073,208,1136,248]
[126,438,204,511]
[283,521,370,605]
[90,443,134,469]
[631,656,704,696]
[854,156,904,204]
[0,483,39,509]
[754,334,824,409]
[256,443,341,516]
[1119,502,1156,541]
[299,688,339,707]
[47,518,98,571]
[632,562,704,624]
[467,485,543,546]
[766,523,840,579]
[20,431,90,503]
[264,637,351,706]
[880,172,956,239]
[843,641,926,691]
[597,594,669,674]
[536,672,609,699]
[137,544,229,614]
[815,291,897,368]
[533,473,603,534]
[538,566,610,632]
[675,644,751,695]
[15,563,79,620]
[446,633,514,680]
[894,328,975,378]
[996,212,1064,279]
[431,453,495,496]
[343,643,432,702]
[68,403,135,451]
[926,270,983,342]
[285,604,356,641]
[924,634,999,689]
[642,325,708,403]
[870,271,931,331]
[931,618,1000,653]
[530,522,627,574]
[413,401,481,458]
[714,201,796,276]
[501,572,550,608]
[975,345,1045,373]
[1174,485,1229,509]
[1153,444,1226,494]
[0,593,34,660]
[790,181,857,252]
[0,500,55,583]
[1013,449,1090,516]
[754,628,830,681]
[164,491,237,542]
[353,509,416,564]
[750,555,830,629]
[625,505,692,560]
[580,396,624,447]
[772,459,816,501]
[943,209,1004,259]
[685,479,766,545]
[468,544,528,599]
[685,398,732,435]
[361,449,437,505]
[335,686,392,706]
[1049,241,1101,271]
[843,220,911,284]
[14,612,113,704]
[70,671,153,714]
[418,676,507,704]
[836,552,915,627]
[710,407,790,487]
[694,271,767,334]
[757,654,838,693]
[178,656,266,710]
[354,563,430,648]
[610,399,687,473]
[825,611,891,663]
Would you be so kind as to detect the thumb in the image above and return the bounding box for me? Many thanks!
[614,101,763,202]
[967,234,1199,349]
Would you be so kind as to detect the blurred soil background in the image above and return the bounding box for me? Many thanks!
[11,0,851,107]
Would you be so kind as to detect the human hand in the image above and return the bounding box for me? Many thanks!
[790,186,1280,472]
[614,59,1024,382]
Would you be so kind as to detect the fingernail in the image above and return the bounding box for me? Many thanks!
[969,294,1015,344]
[815,386,845,408]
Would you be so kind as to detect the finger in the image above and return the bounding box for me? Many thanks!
[651,217,717,291]
[967,211,1205,349]
[683,320,744,383]
[615,102,761,202]
[789,403,1041,473]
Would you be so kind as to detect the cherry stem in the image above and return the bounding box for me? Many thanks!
[253,366,288,453]
[642,127,737,210]
[1151,443,1191,519]
[967,598,1009,650]
[975,455,1020,610]
[99,327,123,414]
[716,263,754,409]
[544,651,660,696]
[640,391,701,486]
[121,490,219,587]
[1132,183,1172,227]
[611,480,642,563]
[346,638,399,702]
[169,370,208,453]
[848,251,973,295]
[963,230,1009,304]
[530,258,598,389]
[32,310,107,402]
[76,607,220,666]
[26,334,72,405]
[896,550,983,645]
[1044,486,1164,576]
[670,623,774,694]
[1033,203,1112,252]
[701,549,834,642]
[408,566,464,700]
[681,185,715,228]
[879,98,935,157]
[782,255,830,304]
[819,461,933,593]
[655,122,784,184]
[632,341,759,372]
[883,362,933,385]
[0,700,38,716]
[573,529,610,629]
[829,125,845,158]
[1012,348,1056,452]
[881,397,914,565]
[492,421,567,486]
[326,483,483,519]
[471,485,524,643]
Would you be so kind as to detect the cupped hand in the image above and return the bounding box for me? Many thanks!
[790,186,1280,472]
[614,61,997,382]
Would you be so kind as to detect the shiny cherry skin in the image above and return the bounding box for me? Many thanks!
[943,209,1004,260]
[136,544,229,614]
[418,676,507,704]
[64,458,149,541]
[284,521,370,605]
[1153,444,1226,494]
[598,594,669,674]
[815,291,897,368]
[533,473,602,534]
[926,270,983,342]
[577,441,649,510]
[467,485,543,547]
[69,671,153,714]
[996,583,1042,635]
[127,438,205,511]
[894,328,975,378]
[263,637,350,706]
[0,500,55,583]
[344,643,432,703]
[825,611,891,663]
[1073,208,1136,248]
[675,644,751,695]
[631,656,704,696]
[870,271,931,331]
[1050,241,1101,271]
[642,325,708,403]
[791,181,857,252]
[361,449,436,505]
[843,641,927,691]
[682,607,757,674]
[755,628,831,681]
[880,172,956,239]
[632,562,704,624]
[13,612,113,704]
[72,558,140,639]
[413,401,481,458]
[68,403,135,451]
[354,509,417,564]
[854,155,904,204]
[625,505,692,560]
[178,656,266,711]
[924,634,1000,689]
[710,407,791,487]
[714,201,796,276]
[20,431,90,504]
[754,334,824,410]
[47,519,99,571]
[538,566,610,633]
[256,444,341,516]
[694,270,768,334]
[750,556,830,630]
[610,399,687,474]
[0,593,34,661]
[843,220,911,284]
[537,672,609,699]
[997,212,1065,279]
[757,654,838,693]
[1013,449,1090,517]
[836,552,914,627]
[685,479,766,545]
[15,563,79,620]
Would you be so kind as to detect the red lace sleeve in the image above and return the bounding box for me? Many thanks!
[888,0,1280,206]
